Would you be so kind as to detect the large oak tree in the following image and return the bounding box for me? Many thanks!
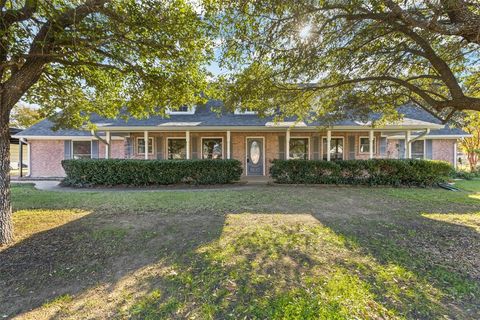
[0,0,213,244]
[209,0,479,123]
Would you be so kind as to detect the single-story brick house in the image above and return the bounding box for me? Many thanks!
[14,101,469,178]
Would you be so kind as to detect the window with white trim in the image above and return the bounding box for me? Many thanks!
[72,141,92,159]
[411,140,425,159]
[234,108,257,115]
[166,105,196,115]
[202,138,223,159]
[137,137,154,155]
[359,137,376,154]
[289,138,309,160]
[322,137,344,160]
[168,138,187,159]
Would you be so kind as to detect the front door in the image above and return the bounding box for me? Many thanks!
[247,138,264,176]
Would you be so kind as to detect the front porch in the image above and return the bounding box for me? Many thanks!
[94,128,437,177]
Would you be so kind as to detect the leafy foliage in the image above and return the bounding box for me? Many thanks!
[458,112,480,172]
[450,169,480,181]
[270,159,452,186]
[2,0,213,128]
[62,159,243,186]
[9,104,43,129]
[208,0,480,122]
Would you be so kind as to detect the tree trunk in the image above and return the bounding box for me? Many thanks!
[0,110,13,245]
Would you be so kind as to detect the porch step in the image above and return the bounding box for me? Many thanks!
[240,176,273,185]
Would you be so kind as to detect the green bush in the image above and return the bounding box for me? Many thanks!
[62,159,243,186]
[450,169,480,180]
[270,159,452,187]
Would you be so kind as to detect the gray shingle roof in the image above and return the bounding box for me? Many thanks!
[15,101,467,137]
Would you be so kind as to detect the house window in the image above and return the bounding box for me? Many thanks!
[166,105,196,115]
[289,138,309,160]
[137,137,154,155]
[168,138,187,159]
[359,137,376,154]
[202,138,223,159]
[72,141,91,159]
[322,137,344,160]
[234,108,258,115]
[411,140,425,159]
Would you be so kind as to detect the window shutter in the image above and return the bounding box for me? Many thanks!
[91,140,99,159]
[278,135,285,160]
[398,140,405,159]
[64,140,72,159]
[379,137,387,157]
[191,136,199,159]
[229,136,233,160]
[156,136,163,159]
[348,135,355,160]
[426,139,433,159]
[313,136,320,160]
[125,137,133,159]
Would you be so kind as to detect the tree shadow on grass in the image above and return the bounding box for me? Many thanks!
[118,212,480,319]
[314,210,480,319]
[0,209,226,318]
[2,186,480,319]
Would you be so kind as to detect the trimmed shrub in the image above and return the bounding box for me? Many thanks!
[62,159,243,186]
[450,169,480,180]
[270,159,452,187]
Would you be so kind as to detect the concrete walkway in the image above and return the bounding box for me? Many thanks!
[12,180,266,192]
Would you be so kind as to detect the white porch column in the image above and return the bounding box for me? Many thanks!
[453,141,458,169]
[144,131,149,160]
[369,129,374,159]
[405,130,411,159]
[186,130,190,159]
[286,129,291,160]
[326,130,332,161]
[105,131,111,159]
[226,130,231,159]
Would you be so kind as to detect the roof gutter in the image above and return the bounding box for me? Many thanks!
[92,124,443,132]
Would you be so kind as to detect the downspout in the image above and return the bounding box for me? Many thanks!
[408,129,430,144]
[90,130,109,145]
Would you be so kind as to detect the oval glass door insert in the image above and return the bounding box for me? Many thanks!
[250,141,260,164]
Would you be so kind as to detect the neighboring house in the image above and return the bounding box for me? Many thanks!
[14,102,469,178]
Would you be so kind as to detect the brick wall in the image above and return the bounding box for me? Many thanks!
[29,140,66,177]
[386,138,456,164]
[433,139,455,164]
[99,140,125,159]
[27,134,458,178]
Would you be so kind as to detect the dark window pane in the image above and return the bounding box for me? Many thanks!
[289,138,309,160]
[412,140,424,159]
[202,138,223,159]
[168,139,187,159]
[322,138,344,161]
[72,141,91,159]
[137,138,153,154]
[359,137,376,153]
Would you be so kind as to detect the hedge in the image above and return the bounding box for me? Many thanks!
[270,159,452,187]
[62,159,243,186]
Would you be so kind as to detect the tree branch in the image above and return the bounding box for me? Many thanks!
[1,0,38,29]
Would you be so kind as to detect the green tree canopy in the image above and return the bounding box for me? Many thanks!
[0,0,213,244]
[10,104,43,128]
[208,0,480,123]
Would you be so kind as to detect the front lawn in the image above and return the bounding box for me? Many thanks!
[1,183,480,319]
